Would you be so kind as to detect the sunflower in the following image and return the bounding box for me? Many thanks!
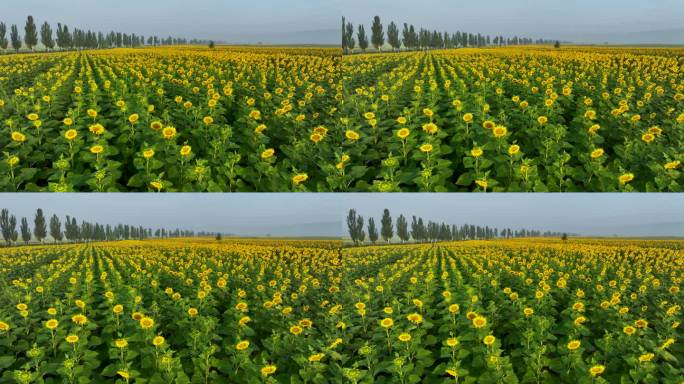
[589,365,605,377]
[345,130,360,141]
[139,317,155,329]
[64,129,78,141]
[472,316,487,328]
[493,126,508,138]
[162,126,177,139]
[446,338,459,347]
[508,144,520,155]
[249,110,261,120]
[188,308,198,317]
[292,173,308,185]
[483,335,496,346]
[407,313,423,324]
[254,124,267,134]
[310,133,323,143]
[65,335,79,344]
[422,123,438,134]
[398,333,411,342]
[150,121,163,130]
[202,116,214,125]
[618,173,634,185]
[638,353,654,363]
[567,340,581,350]
[664,160,680,170]
[90,145,104,154]
[308,353,325,362]
[419,144,433,153]
[380,318,394,328]
[128,114,139,124]
[11,131,26,142]
[261,148,275,160]
[590,148,604,159]
[397,128,410,139]
[179,145,192,157]
[114,339,128,349]
[89,124,105,135]
[463,113,473,123]
[260,365,277,377]
[152,336,165,347]
[45,319,59,330]
[290,325,303,335]
[236,340,250,350]
[143,149,155,159]
[71,314,87,326]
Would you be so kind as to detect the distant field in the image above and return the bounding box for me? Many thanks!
[341,46,684,192]
[0,237,681,382]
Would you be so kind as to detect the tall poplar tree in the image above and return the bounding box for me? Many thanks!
[49,214,62,242]
[387,21,400,51]
[10,24,21,51]
[370,16,384,51]
[357,25,368,52]
[345,22,355,52]
[396,214,409,242]
[24,16,38,50]
[34,209,47,243]
[367,217,378,244]
[20,218,31,244]
[380,209,393,242]
[40,21,54,50]
[0,23,8,50]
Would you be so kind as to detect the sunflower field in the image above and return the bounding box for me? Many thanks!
[1,237,682,383]
[340,47,684,191]
[0,46,341,192]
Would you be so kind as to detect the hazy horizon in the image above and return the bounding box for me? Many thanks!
[340,0,684,44]
[0,0,341,45]
[1,194,683,238]
[2,1,682,46]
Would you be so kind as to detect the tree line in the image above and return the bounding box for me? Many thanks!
[0,15,210,53]
[0,207,198,246]
[342,16,560,54]
[346,208,566,245]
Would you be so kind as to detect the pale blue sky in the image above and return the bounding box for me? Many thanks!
[1,194,682,237]
[0,0,341,43]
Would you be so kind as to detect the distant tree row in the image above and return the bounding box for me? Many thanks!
[346,208,566,245]
[342,16,560,54]
[0,15,210,53]
[0,208,197,246]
